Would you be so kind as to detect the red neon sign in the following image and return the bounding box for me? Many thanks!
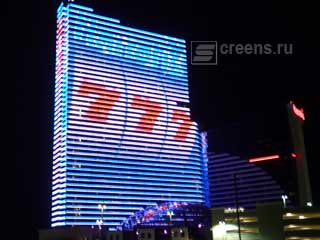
[249,154,280,163]
[291,102,305,121]
[291,153,297,158]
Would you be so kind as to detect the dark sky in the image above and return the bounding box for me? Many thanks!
[12,0,319,239]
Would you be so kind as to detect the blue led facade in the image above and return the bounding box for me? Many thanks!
[208,152,291,210]
[52,2,205,229]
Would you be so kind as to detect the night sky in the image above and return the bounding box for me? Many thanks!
[12,0,319,239]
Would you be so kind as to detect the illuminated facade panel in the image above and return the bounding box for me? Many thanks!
[208,152,289,210]
[52,2,205,229]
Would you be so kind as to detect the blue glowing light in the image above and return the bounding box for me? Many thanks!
[52,2,205,229]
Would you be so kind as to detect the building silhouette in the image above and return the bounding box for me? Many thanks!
[52,1,206,230]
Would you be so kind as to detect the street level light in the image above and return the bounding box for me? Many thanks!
[98,204,107,224]
[167,210,174,240]
[167,210,174,225]
[281,195,288,208]
[96,219,103,230]
[97,204,107,238]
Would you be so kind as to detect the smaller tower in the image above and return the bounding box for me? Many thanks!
[287,101,312,206]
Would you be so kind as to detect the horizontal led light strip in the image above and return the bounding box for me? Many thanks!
[66,178,199,188]
[69,66,188,95]
[68,111,194,126]
[68,27,187,61]
[68,12,185,45]
[68,43,187,74]
[63,211,134,216]
[67,172,203,184]
[66,145,201,160]
[67,119,197,136]
[63,186,201,196]
[67,142,201,159]
[66,135,201,153]
[68,24,186,53]
[67,130,200,148]
[66,147,201,160]
[66,188,202,198]
[63,205,141,210]
[66,160,201,173]
[68,8,120,23]
[68,54,187,85]
[67,126,198,143]
[69,68,189,95]
[249,155,280,163]
[68,101,192,120]
[69,83,189,105]
[68,44,187,75]
[69,4,94,13]
[67,146,202,161]
[68,44,187,76]
[68,35,186,65]
[69,44,186,75]
[63,194,202,202]
[52,2,205,228]
[68,109,193,124]
[65,175,201,185]
[68,7,185,43]
[66,162,201,175]
[67,146,200,160]
[69,74,189,100]
[68,36,187,66]
[65,166,201,179]
[66,152,201,164]
[68,54,188,85]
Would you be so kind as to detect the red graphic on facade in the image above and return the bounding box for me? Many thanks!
[77,81,121,122]
[171,109,193,141]
[130,95,163,133]
[76,81,193,141]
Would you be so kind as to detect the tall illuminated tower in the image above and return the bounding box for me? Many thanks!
[52,2,206,229]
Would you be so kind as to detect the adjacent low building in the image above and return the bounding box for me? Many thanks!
[39,204,320,240]
[210,203,320,240]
